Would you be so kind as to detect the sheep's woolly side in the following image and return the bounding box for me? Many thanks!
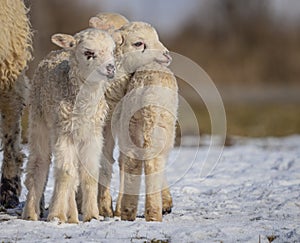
[0,0,32,90]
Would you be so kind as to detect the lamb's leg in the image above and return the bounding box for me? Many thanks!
[75,186,82,214]
[120,153,143,221]
[22,118,51,220]
[0,86,25,208]
[47,136,78,223]
[144,157,165,222]
[162,178,173,215]
[79,138,100,222]
[114,157,124,217]
[67,188,79,223]
[98,123,114,217]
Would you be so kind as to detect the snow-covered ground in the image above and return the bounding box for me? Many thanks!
[0,136,299,242]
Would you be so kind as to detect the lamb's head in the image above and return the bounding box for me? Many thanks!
[89,12,129,32]
[51,28,116,80]
[113,22,172,73]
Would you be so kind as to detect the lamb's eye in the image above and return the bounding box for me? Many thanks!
[84,50,96,60]
[133,42,144,47]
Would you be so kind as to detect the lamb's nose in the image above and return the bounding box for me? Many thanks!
[164,51,172,63]
[106,64,115,73]
[106,64,115,78]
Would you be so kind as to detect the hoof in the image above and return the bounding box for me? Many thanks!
[162,206,172,215]
[83,214,99,222]
[145,213,162,222]
[98,197,113,218]
[47,214,67,223]
[99,206,114,218]
[0,194,19,208]
[67,217,79,224]
[113,209,121,217]
[22,213,38,221]
[0,177,20,208]
[121,208,137,221]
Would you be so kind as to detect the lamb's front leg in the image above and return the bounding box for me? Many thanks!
[120,153,143,221]
[98,123,114,217]
[114,157,124,217]
[79,138,100,222]
[23,119,51,220]
[47,136,78,223]
[144,157,165,222]
[67,188,79,223]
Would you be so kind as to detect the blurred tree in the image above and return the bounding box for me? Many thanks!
[211,0,272,44]
[25,0,101,77]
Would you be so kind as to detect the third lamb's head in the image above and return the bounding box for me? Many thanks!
[89,12,129,32]
[112,22,172,74]
[51,28,116,82]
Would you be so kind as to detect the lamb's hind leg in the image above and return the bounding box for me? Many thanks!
[79,137,100,222]
[47,136,78,223]
[144,156,165,222]
[0,85,25,208]
[120,153,143,221]
[114,157,124,217]
[162,178,173,215]
[22,118,51,220]
[67,188,79,223]
[98,123,114,217]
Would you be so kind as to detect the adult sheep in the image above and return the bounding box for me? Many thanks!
[0,0,32,208]
[22,26,116,223]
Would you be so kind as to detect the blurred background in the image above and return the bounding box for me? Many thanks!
[23,0,300,138]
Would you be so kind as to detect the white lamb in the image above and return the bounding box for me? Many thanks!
[22,27,116,223]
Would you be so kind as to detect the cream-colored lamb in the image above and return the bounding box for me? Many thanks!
[116,62,178,222]
[93,19,176,221]
[0,0,32,208]
[22,27,116,223]
[89,12,129,32]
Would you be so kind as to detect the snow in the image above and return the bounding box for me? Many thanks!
[0,136,300,242]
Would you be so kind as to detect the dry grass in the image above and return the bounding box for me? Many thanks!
[189,102,300,137]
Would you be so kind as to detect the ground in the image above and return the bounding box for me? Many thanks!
[0,136,299,242]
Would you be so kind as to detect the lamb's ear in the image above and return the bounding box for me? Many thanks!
[89,17,112,31]
[112,30,124,46]
[51,34,76,50]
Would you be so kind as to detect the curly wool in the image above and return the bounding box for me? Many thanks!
[0,0,32,90]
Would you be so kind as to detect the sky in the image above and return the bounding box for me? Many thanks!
[82,0,300,37]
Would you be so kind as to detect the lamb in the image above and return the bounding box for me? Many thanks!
[22,27,116,223]
[0,0,32,208]
[22,17,171,223]
[115,62,178,222]
[93,18,176,220]
[89,12,129,31]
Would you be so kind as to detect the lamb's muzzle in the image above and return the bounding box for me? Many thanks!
[159,51,172,66]
[105,63,116,78]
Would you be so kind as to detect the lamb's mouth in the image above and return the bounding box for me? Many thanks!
[97,70,115,79]
[155,59,171,66]
[155,53,172,66]
[106,73,115,79]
